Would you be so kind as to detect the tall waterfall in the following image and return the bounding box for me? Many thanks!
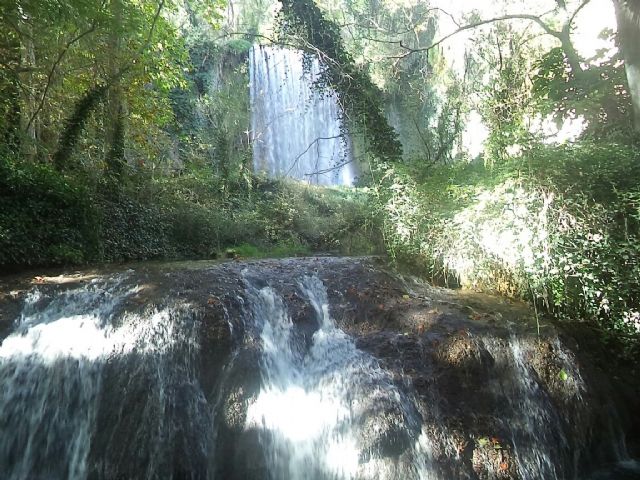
[249,45,356,186]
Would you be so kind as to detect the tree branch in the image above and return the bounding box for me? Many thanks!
[285,134,346,176]
[102,0,166,87]
[391,12,561,60]
[25,20,101,133]
[303,158,353,177]
[569,0,591,26]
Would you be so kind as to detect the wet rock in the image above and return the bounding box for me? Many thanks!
[356,396,420,459]
[472,439,518,480]
[219,346,261,431]
[1,256,638,479]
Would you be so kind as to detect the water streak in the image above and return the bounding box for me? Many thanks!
[0,278,210,480]
[250,45,355,186]
[244,275,423,479]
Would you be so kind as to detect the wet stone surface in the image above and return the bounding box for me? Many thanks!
[0,256,638,480]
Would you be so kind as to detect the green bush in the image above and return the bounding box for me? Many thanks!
[0,155,99,267]
[1,157,382,269]
[378,143,640,338]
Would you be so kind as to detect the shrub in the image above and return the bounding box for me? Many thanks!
[378,143,640,338]
[0,155,98,267]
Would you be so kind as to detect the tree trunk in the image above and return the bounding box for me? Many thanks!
[104,0,127,173]
[559,23,584,79]
[19,23,38,159]
[615,0,640,133]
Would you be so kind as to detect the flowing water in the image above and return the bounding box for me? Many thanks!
[249,45,355,186]
[241,274,425,479]
[0,263,637,479]
[0,276,212,479]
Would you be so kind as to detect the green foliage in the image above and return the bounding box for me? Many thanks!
[277,0,402,162]
[0,154,98,267]
[477,31,537,161]
[377,143,640,339]
[0,155,381,270]
[532,44,634,139]
[227,242,311,259]
[53,85,107,170]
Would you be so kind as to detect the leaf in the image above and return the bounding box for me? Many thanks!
[558,369,569,382]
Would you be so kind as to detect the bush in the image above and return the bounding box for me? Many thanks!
[0,158,382,270]
[0,155,99,268]
[378,143,640,338]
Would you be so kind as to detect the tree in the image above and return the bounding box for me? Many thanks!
[277,0,403,162]
[0,0,109,158]
[614,0,640,132]
[395,1,591,81]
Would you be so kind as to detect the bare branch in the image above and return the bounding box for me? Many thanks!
[568,0,592,26]
[303,158,353,177]
[285,134,346,176]
[391,12,561,60]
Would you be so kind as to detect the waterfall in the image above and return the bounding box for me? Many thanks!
[242,274,424,479]
[0,276,213,479]
[0,262,637,479]
[249,45,356,186]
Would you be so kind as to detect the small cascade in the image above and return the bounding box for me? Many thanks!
[249,45,356,186]
[0,278,132,480]
[242,275,425,479]
[0,259,637,479]
[0,277,212,480]
[477,336,586,479]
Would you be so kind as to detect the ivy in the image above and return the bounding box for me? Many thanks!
[277,0,402,162]
[53,84,107,170]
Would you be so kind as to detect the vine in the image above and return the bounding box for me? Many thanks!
[277,0,402,162]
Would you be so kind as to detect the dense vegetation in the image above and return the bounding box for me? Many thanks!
[0,156,378,267]
[1,0,639,349]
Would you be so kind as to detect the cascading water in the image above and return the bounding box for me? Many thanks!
[0,276,213,479]
[241,274,425,479]
[0,278,132,480]
[0,260,638,479]
[249,45,356,186]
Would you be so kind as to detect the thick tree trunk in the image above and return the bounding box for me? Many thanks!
[615,0,640,133]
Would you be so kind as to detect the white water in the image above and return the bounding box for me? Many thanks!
[0,268,636,479]
[479,336,588,480]
[0,278,131,480]
[243,275,427,479]
[0,277,208,480]
[249,45,356,186]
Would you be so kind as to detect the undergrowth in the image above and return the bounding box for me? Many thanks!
[377,142,640,345]
[0,156,382,270]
